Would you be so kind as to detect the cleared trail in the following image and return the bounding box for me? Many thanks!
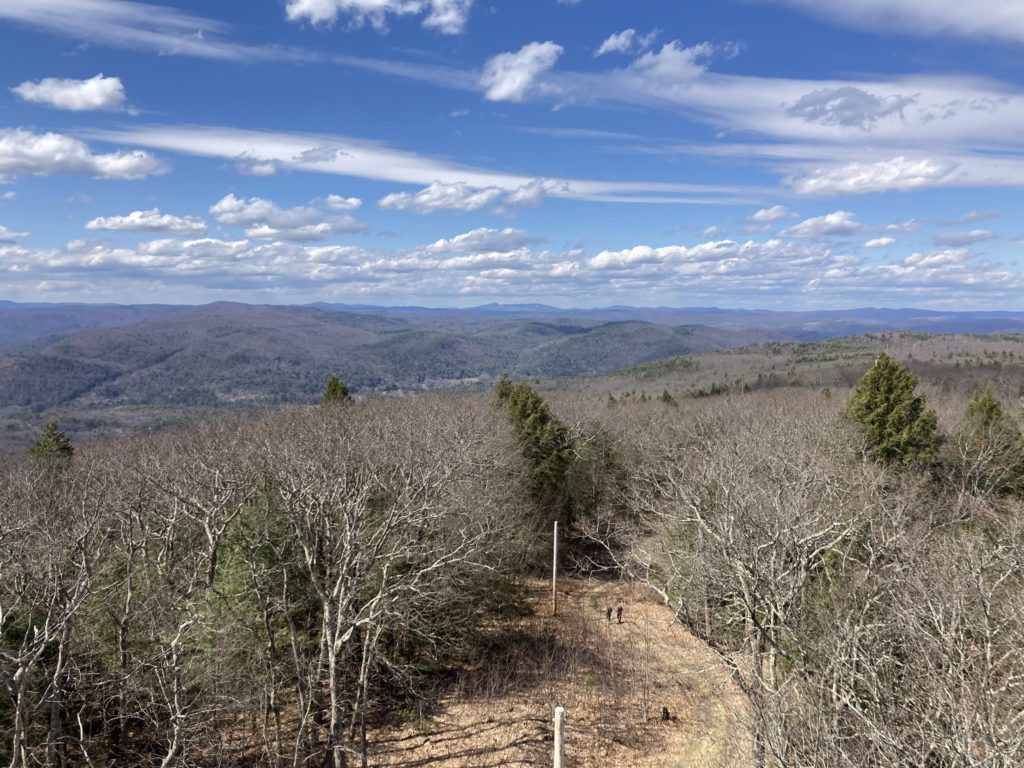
[370,578,750,767]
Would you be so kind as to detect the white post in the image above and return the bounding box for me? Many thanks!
[553,706,565,768]
[552,520,558,616]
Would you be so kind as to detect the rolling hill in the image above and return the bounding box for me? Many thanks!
[4,300,1024,452]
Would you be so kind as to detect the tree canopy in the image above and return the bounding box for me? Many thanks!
[322,375,351,405]
[28,418,73,462]
[847,352,940,468]
[958,385,1024,496]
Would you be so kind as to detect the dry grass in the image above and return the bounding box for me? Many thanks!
[369,578,750,767]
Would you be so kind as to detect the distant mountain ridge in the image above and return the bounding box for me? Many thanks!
[2,300,1023,452]
[0,303,771,413]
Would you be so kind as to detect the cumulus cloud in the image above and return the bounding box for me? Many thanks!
[326,195,362,211]
[934,229,995,246]
[595,28,658,56]
[865,237,896,248]
[210,193,364,241]
[501,178,570,209]
[903,248,969,267]
[584,239,846,296]
[787,156,959,195]
[211,194,318,228]
[0,225,30,243]
[11,73,126,111]
[779,210,867,238]
[702,226,728,239]
[480,41,564,102]
[750,205,796,222]
[426,227,537,253]
[234,152,281,177]
[786,86,915,129]
[379,182,503,213]
[627,41,715,84]
[284,0,473,34]
[378,179,568,214]
[0,128,165,180]
[86,208,207,234]
[5,223,1023,306]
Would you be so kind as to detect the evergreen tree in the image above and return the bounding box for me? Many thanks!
[496,378,577,524]
[959,385,1024,496]
[965,385,1007,431]
[847,352,940,468]
[322,376,351,406]
[29,418,74,462]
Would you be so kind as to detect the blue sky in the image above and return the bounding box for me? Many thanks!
[0,0,1023,308]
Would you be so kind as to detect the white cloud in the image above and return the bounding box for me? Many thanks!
[244,223,349,242]
[884,219,922,232]
[422,0,473,34]
[0,0,266,61]
[763,0,1024,44]
[427,227,536,253]
[750,205,796,222]
[0,225,30,243]
[11,0,1024,208]
[210,193,364,241]
[779,211,867,238]
[627,41,715,85]
[234,152,281,177]
[379,182,503,213]
[902,248,969,268]
[787,156,959,195]
[5,224,1022,307]
[11,74,126,111]
[85,208,207,234]
[480,41,564,102]
[501,178,569,209]
[865,237,896,248]
[211,194,321,228]
[596,28,658,57]
[941,210,999,226]
[326,195,362,211]
[0,128,165,180]
[85,123,767,205]
[1,192,14,201]
[378,178,571,214]
[934,229,995,246]
[702,226,728,238]
[284,0,473,34]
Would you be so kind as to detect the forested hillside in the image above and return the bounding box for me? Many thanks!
[0,304,774,452]
[2,348,1022,766]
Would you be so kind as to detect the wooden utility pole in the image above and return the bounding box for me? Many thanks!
[552,520,559,616]
[553,706,565,768]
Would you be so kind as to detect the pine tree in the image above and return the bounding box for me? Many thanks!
[322,376,351,406]
[959,385,1024,495]
[965,385,1007,431]
[847,352,940,468]
[29,418,74,462]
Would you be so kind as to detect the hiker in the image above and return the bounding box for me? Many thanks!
[605,606,612,624]
[616,605,623,624]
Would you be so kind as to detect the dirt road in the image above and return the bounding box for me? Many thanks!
[370,578,750,767]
